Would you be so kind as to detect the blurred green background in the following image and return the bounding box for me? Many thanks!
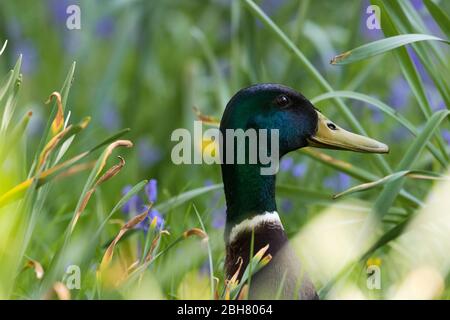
[0,0,450,299]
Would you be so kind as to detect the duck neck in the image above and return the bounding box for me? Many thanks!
[222,163,277,241]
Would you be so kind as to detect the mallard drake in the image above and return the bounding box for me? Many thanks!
[220,84,388,300]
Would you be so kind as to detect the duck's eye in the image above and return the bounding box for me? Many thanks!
[327,123,337,130]
[276,95,290,107]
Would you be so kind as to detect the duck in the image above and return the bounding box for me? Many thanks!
[219,83,388,300]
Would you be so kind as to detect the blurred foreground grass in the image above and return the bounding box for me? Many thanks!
[0,0,450,299]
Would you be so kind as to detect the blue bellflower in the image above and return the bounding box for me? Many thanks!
[121,180,164,231]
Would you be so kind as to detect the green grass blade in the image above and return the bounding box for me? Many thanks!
[370,110,450,222]
[277,184,333,203]
[423,0,450,39]
[333,170,445,199]
[1,56,22,132]
[300,149,422,207]
[330,34,450,65]
[382,0,450,108]
[28,62,77,177]
[373,1,450,162]
[192,204,215,300]
[154,184,222,212]
[191,28,229,107]
[95,180,148,239]
[60,62,76,112]
[88,128,131,153]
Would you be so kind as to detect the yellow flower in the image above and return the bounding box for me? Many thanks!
[198,137,219,158]
[366,257,382,267]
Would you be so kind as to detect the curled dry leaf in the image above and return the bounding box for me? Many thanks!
[183,227,208,240]
[96,140,133,177]
[193,106,220,126]
[71,156,126,232]
[38,125,73,170]
[100,208,150,271]
[25,258,44,279]
[229,256,243,286]
[144,230,170,263]
[46,91,65,135]
[95,156,126,186]
[37,117,91,171]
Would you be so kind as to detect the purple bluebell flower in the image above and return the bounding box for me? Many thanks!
[390,127,410,142]
[433,100,446,111]
[324,173,351,192]
[261,0,286,14]
[338,173,351,190]
[205,180,224,229]
[204,180,226,228]
[100,103,121,131]
[95,16,115,38]
[360,0,384,40]
[204,180,214,187]
[137,138,162,168]
[14,41,38,75]
[411,0,423,10]
[128,180,164,232]
[281,199,293,214]
[145,179,158,203]
[49,0,75,25]
[425,85,446,111]
[292,163,307,178]
[47,0,82,54]
[6,19,39,74]
[199,260,211,276]
[280,157,294,172]
[212,207,226,229]
[407,48,431,85]
[121,185,144,215]
[388,77,410,110]
[423,15,442,36]
[442,130,450,146]
[371,108,384,123]
[408,49,446,110]
[147,208,164,230]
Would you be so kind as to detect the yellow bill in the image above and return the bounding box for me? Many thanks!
[308,111,389,153]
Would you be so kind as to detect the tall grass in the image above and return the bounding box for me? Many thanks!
[0,0,449,299]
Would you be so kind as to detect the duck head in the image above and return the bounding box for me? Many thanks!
[220,83,388,229]
[220,83,388,156]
